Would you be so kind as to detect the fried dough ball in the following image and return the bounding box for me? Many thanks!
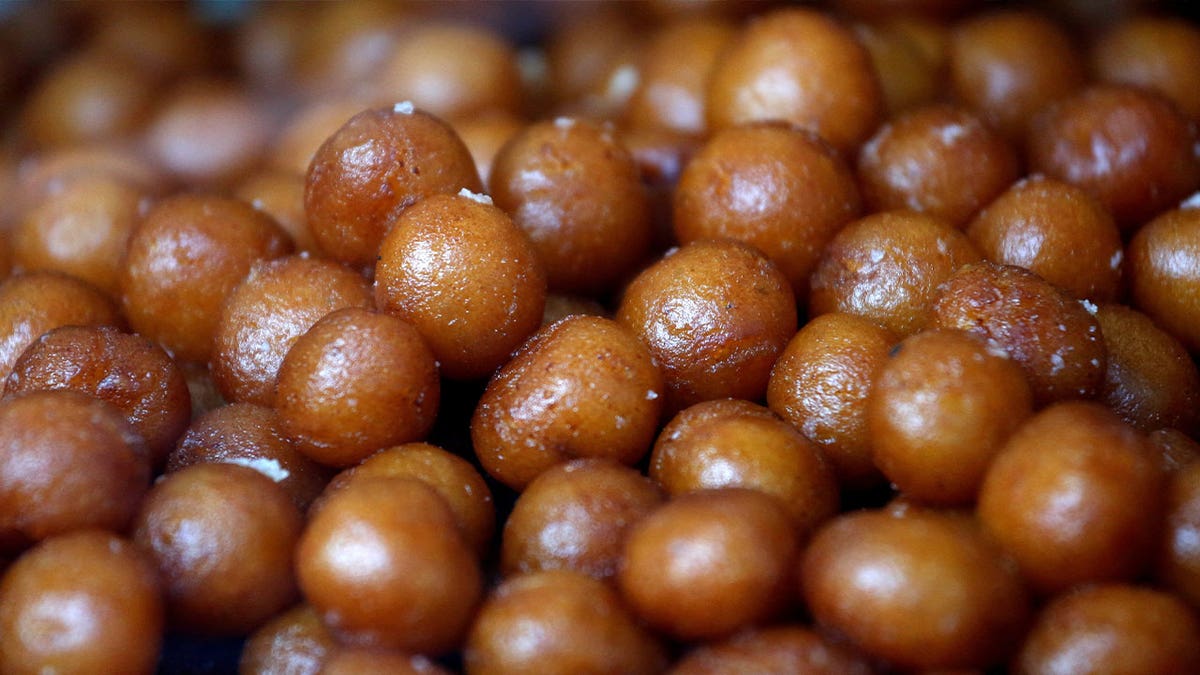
[1128,204,1200,353]
[668,625,875,675]
[239,604,335,675]
[851,18,943,116]
[323,648,451,675]
[1091,15,1200,122]
[1159,462,1200,609]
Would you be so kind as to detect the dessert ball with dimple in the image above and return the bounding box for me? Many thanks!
[617,239,796,412]
[977,401,1164,594]
[0,390,149,544]
[239,604,335,675]
[488,117,652,295]
[1128,204,1200,353]
[464,569,668,675]
[931,261,1106,405]
[673,122,862,298]
[871,329,1032,505]
[966,175,1124,302]
[374,191,546,380]
[275,308,439,467]
[4,325,190,468]
[858,104,1020,227]
[296,477,482,655]
[501,458,664,580]
[767,312,895,489]
[801,509,1030,671]
[809,210,982,337]
[1027,84,1200,231]
[304,104,482,268]
[650,399,839,538]
[119,193,293,363]
[706,7,883,155]
[1091,15,1200,122]
[618,488,799,641]
[210,255,373,407]
[132,463,302,636]
[471,315,663,490]
[0,531,163,675]
[669,625,875,675]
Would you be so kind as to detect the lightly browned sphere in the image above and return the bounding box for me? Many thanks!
[1091,15,1200,122]
[1160,461,1200,609]
[668,625,875,675]
[1128,203,1200,353]
[238,604,336,675]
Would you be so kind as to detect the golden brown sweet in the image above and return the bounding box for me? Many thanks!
[851,18,942,116]
[322,648,451,675]
[1091,15,1200,122]
[668,625,875,675]
[235,170,319,254]
[1128,204,1200,353]
[239,604,335,675]
[1159,462,1200,609]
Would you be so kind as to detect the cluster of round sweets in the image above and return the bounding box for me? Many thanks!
[1,0,1200,673]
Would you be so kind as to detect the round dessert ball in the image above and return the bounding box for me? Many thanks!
[471,315,663,491]
[132,463,302,636]
[767,312,896,489]
[1027,84,1200,231]
[618,488,799,641]
[4,325,191,468]
[1091,15,1200,122]
[20,50,154,149]
[809,210,982,337]
[858,103,1020,228]
[0,390,149,543]
[1015,584,1200,674]
[673,122,862,298]
[304,104,482,269]
[270,97,372,176]
[464,569,668,675]
[296,477,482,655]
[275,308,439,467]
[1159,462,1200,608]
[322,648,451,675]
[669,624,875,675]
[977,401,1164,594]
[374,190,546,380]
[617,239,797,413]
[1150,428,1200,475]
[0,531,163,675]
[488,117,653,295]
[239,604,336,675]
[965,175,1124,302]
[1128,204,1200,353]
[930,261,1107,405]
[210,255,373,407]
[650,399,839,537]
[119,193,293,363]
[801,508,1030,671]
[501,458,664,580]
[707,7,883,155]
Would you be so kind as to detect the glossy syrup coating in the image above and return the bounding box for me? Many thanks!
[4,325,191,468]
[1159,462,1200,609]
[0,390,148,543]
[275,308,439,467]
[668,625,875,675]
[303,105,482,269]
[374,191,546,380]
[618,488,799,641]
[1014,584,1200,675]
[322,648,451,675]
[1150,428,1200,474]
[471,315,663,491]
[801,509,1030,671]
[1128,204,1200,353]
[500,458,664,580]
[965,175,1124,302]
[623,16,736,136]
[870,329,1033,505]
[0,531,163,675]
[0,271,121,383]
[809,210,982,337]
[1027,84,1200,231]
[118,193,293,363]
[296,477,482,654]
[210,255,373,407]
[321,443,495,556]
[1096,304,1200,435]
[13,173,147,297]
[858,104,1020,228]
[169,402,332,512]
[464,569,668,675]
[673,122,862,298]
[930,261,1106,405]
[132,463,302,636]
[617,239,797,412]
[706,7,883,155]
[650,399,839,538]
[948,10,1085,141]
[235,169,319,254]
[1091,15,1200,122]
[239,604,335,675]
[977,401,1164,594]
[488,117,652,295]
[767,312,895,489]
